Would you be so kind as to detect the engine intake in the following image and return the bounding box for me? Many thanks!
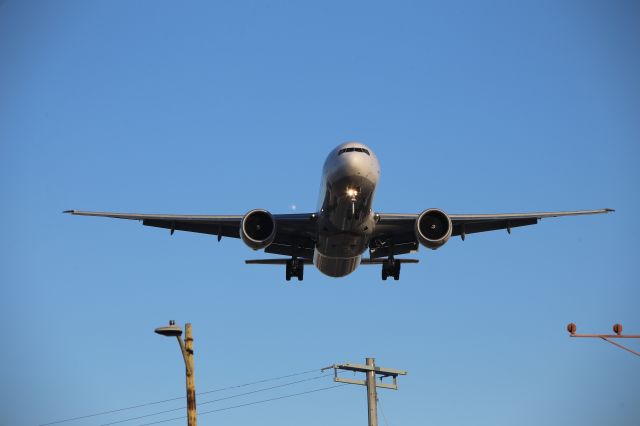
[240,209,276,250]
[415,208,452,250]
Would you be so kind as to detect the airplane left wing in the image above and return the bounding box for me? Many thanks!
[371,208,614,258]
[64,210,317,258]
[449,209,615,237]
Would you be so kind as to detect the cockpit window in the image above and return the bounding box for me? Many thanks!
[338,147,370,156]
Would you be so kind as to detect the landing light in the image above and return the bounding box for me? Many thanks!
[346,188,358,198]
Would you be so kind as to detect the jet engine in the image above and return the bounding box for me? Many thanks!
[415,208,452,250]
[240,209,276,250]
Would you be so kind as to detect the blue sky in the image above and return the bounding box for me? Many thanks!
[1,1,639,425]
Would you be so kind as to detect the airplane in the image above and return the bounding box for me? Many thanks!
[65,142,613,281]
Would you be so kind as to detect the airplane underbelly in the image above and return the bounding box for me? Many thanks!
[314,231,369,277]
[313,250,361,277]
[317,231,368,257]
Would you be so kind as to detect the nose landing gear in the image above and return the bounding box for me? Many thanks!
[285,258,304,281]
[381,257,400,281]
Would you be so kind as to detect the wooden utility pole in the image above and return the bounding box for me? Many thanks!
[184,323,197,426]
[155,321,198,426]
[365,358,378,426]
[323,358,407,426]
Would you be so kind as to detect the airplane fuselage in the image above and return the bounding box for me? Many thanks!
[314,142,380,277]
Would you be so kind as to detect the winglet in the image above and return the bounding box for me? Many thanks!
[63,210,75,214]
[605,208,615,213]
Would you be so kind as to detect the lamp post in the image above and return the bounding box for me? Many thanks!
[155,321,197,425]
[567,322,640,357]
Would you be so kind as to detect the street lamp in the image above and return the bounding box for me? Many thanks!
[155,320,197,425]
[567,322,640,357]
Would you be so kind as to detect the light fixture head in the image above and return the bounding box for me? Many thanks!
[613,323,623,335]
[155,320,183,337]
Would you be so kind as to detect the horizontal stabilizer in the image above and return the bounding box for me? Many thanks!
[245,258,419,265]
[360,258,419,265]
[246,259,313,265]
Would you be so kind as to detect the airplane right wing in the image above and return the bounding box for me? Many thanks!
[64,210,318,258]
[64,210,244,238]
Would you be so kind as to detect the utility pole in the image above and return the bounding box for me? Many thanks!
[155,321,198,426]
[323,358,407,426]
[365,358,379,426]
[184,324,197,426]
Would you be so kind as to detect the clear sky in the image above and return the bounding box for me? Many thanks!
[1,1,639,425]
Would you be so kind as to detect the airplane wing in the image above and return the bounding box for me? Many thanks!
[64,210,317,258]
[370,208,614,258]
[66,208,614,260]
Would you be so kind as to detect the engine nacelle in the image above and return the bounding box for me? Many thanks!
[415,208,452,250]
[240,209,276,250]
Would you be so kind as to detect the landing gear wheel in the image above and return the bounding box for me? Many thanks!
[285,258,304,282]
[393,262,401,280]
[382,258,400,281]
[285,262,292,281]
[297,263,304,281]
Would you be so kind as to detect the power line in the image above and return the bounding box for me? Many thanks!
[378,395,391,426]
[37,367,321,426]
[197,367,322,396]
[98,374,333,426]
[138,383,349,426]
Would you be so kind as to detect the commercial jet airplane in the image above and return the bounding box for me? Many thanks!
[65,142,613,281]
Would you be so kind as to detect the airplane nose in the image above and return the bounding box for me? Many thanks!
[329,153,379,184]
[339,152,362,172]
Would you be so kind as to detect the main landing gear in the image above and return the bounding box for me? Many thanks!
[285,258,304,281]
[381,257,400,281]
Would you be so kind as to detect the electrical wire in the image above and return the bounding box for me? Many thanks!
[377,395,391,426]
[137,383,349,426]
[37,367,321,426]
[98,373,333,426]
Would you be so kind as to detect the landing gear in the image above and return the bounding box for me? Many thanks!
[381,257,400,281]
[285,258,304,281]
